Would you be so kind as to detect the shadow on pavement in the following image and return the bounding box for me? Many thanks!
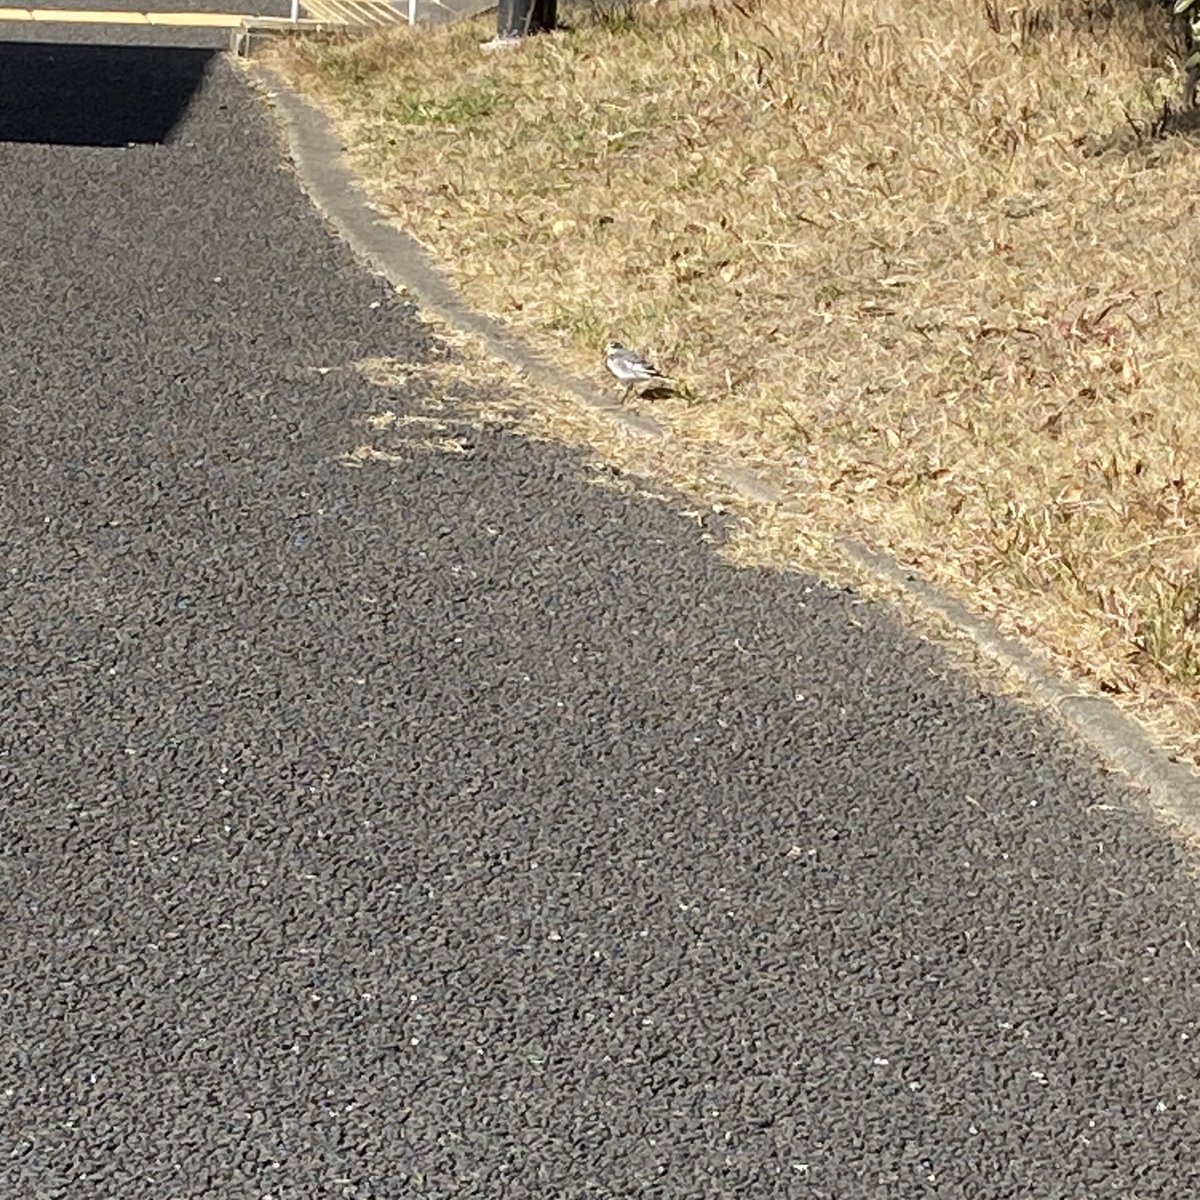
[0,41,214,146]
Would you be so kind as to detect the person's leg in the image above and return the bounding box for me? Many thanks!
[497,0,557,39]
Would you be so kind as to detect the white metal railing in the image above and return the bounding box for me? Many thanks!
[281,0,494,28]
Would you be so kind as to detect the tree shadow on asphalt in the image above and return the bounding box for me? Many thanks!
[0,41,213,147]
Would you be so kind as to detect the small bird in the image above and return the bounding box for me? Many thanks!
[604,340,669,397]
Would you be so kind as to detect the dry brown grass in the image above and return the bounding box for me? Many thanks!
[272,0,1200,759]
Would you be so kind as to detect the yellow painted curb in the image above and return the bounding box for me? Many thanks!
[0,6,254,23]
[31,8,146,19]
[148,9,249,23]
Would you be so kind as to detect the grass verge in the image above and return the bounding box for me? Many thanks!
[270,0,1200,761]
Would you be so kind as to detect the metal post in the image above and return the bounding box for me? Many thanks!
[408,0,417,23]
[290,0,298,21]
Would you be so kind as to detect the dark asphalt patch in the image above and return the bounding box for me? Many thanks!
[2,51,1200,1200]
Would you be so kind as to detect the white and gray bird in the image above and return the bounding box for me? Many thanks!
[604,340,669,397]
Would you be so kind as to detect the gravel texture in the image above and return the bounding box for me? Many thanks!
[2,42,1200,1200]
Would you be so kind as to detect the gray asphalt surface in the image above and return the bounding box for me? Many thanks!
[0,0,290,50]
[2,41,1200,1200]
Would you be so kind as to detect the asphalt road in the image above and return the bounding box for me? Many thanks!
[2,38,1200,1200]
[0,0,290,50]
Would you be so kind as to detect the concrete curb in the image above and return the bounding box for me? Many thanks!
[246,63,1200,835]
